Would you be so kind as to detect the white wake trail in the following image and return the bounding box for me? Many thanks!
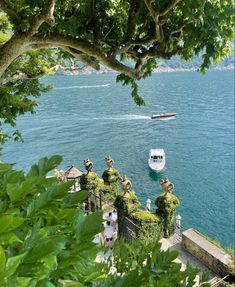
[55,84,110,90]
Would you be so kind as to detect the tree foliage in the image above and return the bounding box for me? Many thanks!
[0,155,211,286]
[0,0,234,142]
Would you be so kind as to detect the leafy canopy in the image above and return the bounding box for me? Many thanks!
[0,155,211,286]
[0,0,234,143]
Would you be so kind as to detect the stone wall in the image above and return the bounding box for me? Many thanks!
[182,229,233,276]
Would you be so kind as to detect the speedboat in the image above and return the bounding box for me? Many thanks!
[148,149,165,172]
[151,112,176,119]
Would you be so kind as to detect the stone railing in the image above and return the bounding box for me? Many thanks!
[182,228,233,276]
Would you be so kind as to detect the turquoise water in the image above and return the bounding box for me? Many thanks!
[1,70,234,247]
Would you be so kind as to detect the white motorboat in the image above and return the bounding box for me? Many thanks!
[148,149,165,172]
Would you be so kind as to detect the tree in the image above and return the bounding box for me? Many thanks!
[0,0,234,142]
[0,155,211,286]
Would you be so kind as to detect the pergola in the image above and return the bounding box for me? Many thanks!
[64,165,83,192]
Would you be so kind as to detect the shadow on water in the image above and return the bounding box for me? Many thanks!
[149,169,164,182]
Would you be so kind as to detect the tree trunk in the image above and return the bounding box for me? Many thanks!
[0,34,29,79]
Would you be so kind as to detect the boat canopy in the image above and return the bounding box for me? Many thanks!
[149,149,164,157]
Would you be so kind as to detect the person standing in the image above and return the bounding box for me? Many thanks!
[104,221,114,248]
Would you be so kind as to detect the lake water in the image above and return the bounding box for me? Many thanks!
[1,70,234,247]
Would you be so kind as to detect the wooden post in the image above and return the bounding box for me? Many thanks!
[99,190,103,210]
[88,195,91,212]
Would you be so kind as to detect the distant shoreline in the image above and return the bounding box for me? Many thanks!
[55,65,234,76]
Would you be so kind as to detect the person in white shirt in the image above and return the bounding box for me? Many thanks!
[104,221,114,248]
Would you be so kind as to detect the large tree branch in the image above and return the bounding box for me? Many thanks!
[61,47,100,71]
[30,43,99,70]
[142,46,186,59]
[144,1,165,46]
[0,0,21,23]
[31,35,141,80]
[27,0,56,35]
[125,0,140,42]
[159,0,181,17]
[144,0,158,19]
[0,71,46,85]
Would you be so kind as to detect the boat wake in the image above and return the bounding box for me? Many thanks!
[76,115,151,121]
[54,84,110,90]
[98,115,151,120]
[114,115,151,120]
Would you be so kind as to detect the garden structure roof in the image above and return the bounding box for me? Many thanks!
[64,165,83,179]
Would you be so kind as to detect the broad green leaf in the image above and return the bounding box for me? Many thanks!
[57,208,81,221]
[0,232,22,245]
[6,276,32,287]
[43,256,57,272]
[43,282,56,287]
[24,220,41,251]
[65,190,89,206]
[0,214,24,234]
[0,246,6,273]
[75,211,103,243]
[3,170,24,185]
[24,236,66,263]
[0,163,12,173]
[27,156,63,177]
[27,181,74,215]
[58,280,84,287]
[5,253,26,277]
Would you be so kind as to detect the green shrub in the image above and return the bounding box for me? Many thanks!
[102,168,120,185]
[0,156,104,286]
[130,210,161,224]
[114,192,141,216]
[80,171,102,195]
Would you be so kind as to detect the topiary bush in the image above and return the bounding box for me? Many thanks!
[102,168,120,185]
[80,171,102,195]
[155,193,180,237]
[130,210,161,224]
[114,192,141,216]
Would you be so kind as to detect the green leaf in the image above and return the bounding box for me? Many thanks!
[65,190,89,206]
[27,181,74,215]
[0,246,6,274]
[0,232,22,245]
[27,155,63,177]
[24,220,41,251]
[5,253,26,277]
[0,214,24,234]
[24,236,66,263]
[76,212,103,243]
[57,208,81,221]
[6,276,32,287]
[58,280,84,287]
